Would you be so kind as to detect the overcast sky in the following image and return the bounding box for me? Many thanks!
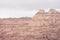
[0,0,60,18]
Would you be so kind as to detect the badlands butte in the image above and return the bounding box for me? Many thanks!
[0,9,60,40]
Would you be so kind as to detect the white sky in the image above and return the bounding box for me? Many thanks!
[0,0,60,18]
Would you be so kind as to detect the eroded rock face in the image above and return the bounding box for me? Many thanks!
[0,9,60,40]
[33,9,60,26]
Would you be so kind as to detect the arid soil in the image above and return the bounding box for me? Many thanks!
[0,9,60,40]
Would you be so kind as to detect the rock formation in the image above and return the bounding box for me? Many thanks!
[32,9,60,26]
[0,9,60,40]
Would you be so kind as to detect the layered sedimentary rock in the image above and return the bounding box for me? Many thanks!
[0,9,60,40]
[32,9,60,26]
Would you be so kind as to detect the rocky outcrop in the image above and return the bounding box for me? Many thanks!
[0,9,60,40]
[32,9,60,26]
